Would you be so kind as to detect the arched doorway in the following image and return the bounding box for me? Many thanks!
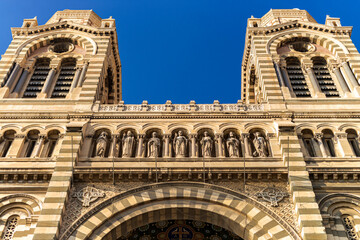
[61,182,300,240]
[119,220,243,240]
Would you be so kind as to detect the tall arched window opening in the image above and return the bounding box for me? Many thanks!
[0,130,15,158]
[312,57,339,97]
[285,57,311,97]
[301,129,316,157]
[44,130,60,157]
[1,215,19,240]
[22,58,50,98]
[51,58,76,98]
[346,129,360,157]
[322,129,336,157]
[24,130,40,158]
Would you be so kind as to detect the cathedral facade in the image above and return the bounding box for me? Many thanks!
[0,8,359,240]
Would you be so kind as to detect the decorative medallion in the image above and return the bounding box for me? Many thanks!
[72,186,105,207]
[255,187,288,207]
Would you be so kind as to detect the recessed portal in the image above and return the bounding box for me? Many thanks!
[118,219,243,240]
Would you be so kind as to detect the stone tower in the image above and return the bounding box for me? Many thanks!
[0,8,359,240]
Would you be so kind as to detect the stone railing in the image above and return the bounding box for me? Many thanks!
[97,101,264,112]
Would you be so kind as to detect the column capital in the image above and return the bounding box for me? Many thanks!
[314,133,323,141]
[163,134,171,139]
[85,134,94,139]
[14,134,25,139]
[137,134,145,139]
[241,133,250,138]
[39,134,47,139]
[189,134,197,139]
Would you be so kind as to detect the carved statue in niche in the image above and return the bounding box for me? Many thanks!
[252,132,268,157]
[95,131,108,157]
[122,130,135,157]
[226,131,240,157]
[173,130,188,157]
[200,131,213,157]
[147,132,161,158]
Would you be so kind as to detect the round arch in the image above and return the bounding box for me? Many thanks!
[60,182,300,240]
[267,30,349,57]
[15,31,97,60]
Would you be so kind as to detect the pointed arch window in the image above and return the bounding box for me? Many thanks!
[22,58,50,98]
[312,57,339,97]
[1,215,19,240]
[285,57,311,97]
[50,58,76,98]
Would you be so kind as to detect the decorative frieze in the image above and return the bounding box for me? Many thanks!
[98,103,264,112]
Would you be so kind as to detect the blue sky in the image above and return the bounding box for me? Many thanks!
[0,0,359,104]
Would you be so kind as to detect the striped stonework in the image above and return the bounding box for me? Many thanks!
[318,193,360,239]
[32,130,82,240]
[0,194,42,239]
[61,182,301,240]
[278,127,327,240]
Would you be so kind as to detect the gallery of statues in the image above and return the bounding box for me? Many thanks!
[0,8,359,240]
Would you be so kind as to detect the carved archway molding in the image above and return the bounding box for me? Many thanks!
[60,182,300,240]
[267,30,349,57]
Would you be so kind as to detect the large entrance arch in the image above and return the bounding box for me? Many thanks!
[60,182,300,240]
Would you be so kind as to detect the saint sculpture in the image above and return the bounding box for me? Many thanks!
[173,130,188,157]
[226,131,240,157]
[252,132,268,157]
[147,132,161,158]
[95,131,108,157]
[200,131,213,157]
[122,130,135,157]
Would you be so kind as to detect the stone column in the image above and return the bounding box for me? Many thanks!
[190,134,197,158]
[108,134,118,157]
[163,134,171,158]
[241,133,251,157]
[315,133,328,157]
[305,65,325,98]
[4,63,21,89]
[332,66,351,95]
[215,134,224,157]
[342,62,359,89]
[12,69,29,96]
[333,134,345,157]
[38,68,56,98]
[77,62,89,87]
[136,134,145,158]
[32,135,46,158]
[69,67,82,92]
[273,61,285,87]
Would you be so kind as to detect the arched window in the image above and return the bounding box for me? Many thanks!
[1,215,19,240]
[322,129,336,157]
[44,130,60,157]
[342,215,360,240]
[24,130,40,158]
[0,131,15,158]
[22,58,50,98]
[312,57,339,97]
[285,57,311,97]
[346,129,360,157]
[50,58,76,98]
[248,66,256,104]
[301,129,316,157]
